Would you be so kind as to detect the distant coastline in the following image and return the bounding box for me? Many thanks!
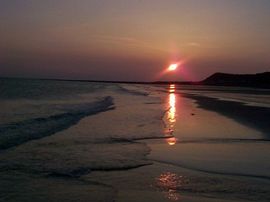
[1,72,270,89]
[155,72,270,89]
[198,72,270,89]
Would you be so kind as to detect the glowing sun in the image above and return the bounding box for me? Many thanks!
[168,63,178,71]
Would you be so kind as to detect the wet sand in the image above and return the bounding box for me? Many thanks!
[147,85,270,201]
[183,93,270,137]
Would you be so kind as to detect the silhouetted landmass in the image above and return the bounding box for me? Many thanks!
[199,72,270,88]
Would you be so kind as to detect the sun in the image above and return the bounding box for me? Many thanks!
[168,63,178,71]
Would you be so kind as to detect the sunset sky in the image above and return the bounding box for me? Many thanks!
[1,0,270,81]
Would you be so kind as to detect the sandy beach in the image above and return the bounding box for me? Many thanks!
[1,80,270,202]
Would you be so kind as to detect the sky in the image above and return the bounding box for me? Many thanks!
[1,0,270,81]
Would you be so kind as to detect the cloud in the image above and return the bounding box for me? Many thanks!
[187,42,201,47]
[90,35,168,53]
[92,35,139,44]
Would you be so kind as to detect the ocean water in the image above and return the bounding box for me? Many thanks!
[0,78,270,202]
[0,79,164,175]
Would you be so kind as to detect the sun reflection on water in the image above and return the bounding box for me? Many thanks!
[165,84,177,145]
[168,93,176,123]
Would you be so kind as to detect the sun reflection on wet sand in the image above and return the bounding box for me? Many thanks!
[165,84,177,145]
[156,172,182,201]
[167,137,177,146]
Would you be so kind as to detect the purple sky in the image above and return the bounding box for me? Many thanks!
[1,0,270,81]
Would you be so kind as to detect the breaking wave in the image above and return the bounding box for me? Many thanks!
[0,96,114,150]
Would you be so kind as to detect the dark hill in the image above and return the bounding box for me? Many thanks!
[201,72,270,88]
